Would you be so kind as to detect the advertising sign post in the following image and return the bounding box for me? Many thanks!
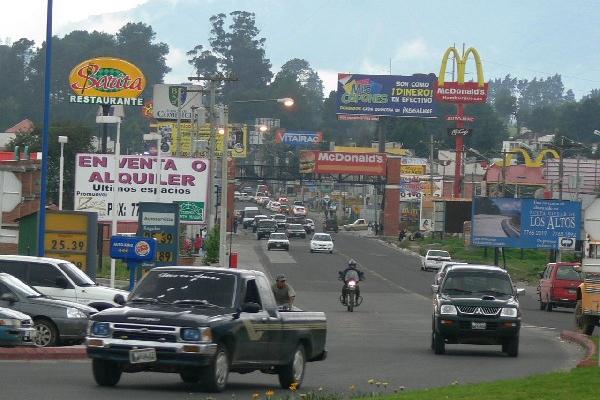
[137,202,180,269]
[110,236,157,290]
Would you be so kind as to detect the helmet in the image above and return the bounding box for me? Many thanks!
[348,259,357,268]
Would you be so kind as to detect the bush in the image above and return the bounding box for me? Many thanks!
[203,225,220,264]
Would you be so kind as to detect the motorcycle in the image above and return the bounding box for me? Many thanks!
[339,278,363,312]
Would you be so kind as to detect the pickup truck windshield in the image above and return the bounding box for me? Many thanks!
[442,271,513,297]
[131,271,237,308]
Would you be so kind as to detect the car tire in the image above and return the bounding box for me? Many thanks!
[278,343,306,389]
[92,359,122,387]
[539,296,547,311]
[267,246,271,251]
[546,300,553,312]
[310,249,314,253]
[432,330,445,355]
[180,369,201,383]
[329,250,333,254]
[575,300,595,335]
[200,343,229,392]
[285,247,289,251]
[33,318,59,347]
[503,337,519,357]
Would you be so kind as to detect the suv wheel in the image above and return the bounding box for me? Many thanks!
[432,330,445,354]
[503,337,519,357]
[546,299,553,312]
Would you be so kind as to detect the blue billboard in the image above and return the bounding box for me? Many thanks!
[471,198,581,249]
[110,236,157,261]
[336,73,438,118]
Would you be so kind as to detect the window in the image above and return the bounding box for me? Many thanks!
[28,263,63,287]
[556,266,582,281]
[0,282,14,297]
[544,265,554,279]
[0,261,27,281]
[243,279,262,308]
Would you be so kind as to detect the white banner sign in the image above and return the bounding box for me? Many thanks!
[74,154,209,222]
[152,84,205,120]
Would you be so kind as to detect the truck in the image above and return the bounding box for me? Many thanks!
[86,267,327,392]
[576,198,600,335]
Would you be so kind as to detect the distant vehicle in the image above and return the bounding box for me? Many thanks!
[0,273,95,347]
[234,191,242,200]
[242,186,253,194]
[257,196,270,206]
[286,224,307,239]
[279,204,291,215]
[432,265,524,357]
[292,205,307,216]
[256,219,278,240]
[278,197,289,204]
[240,192,251,201]
[272,214,288,230]
[0,307,36,347]
[343,219,368,231]
[267,201,281,213]
[242,207,260,228]
[310,233,334,253]
[323,218,339,233]
[251,215,269,232]
[293,200,304,206]
[538,262,582,311]
[434,262,468,285]
[303,219,315,234]
[267,233,290,251]
[422,250,451,271]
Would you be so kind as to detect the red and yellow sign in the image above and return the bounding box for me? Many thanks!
[435,47,488,104]
[68,57,146,106]
[300,151,387,176]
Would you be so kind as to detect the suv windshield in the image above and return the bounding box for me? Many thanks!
[429,251,450,258]
[131,271,237,308]
[57,263,96,286]
[313,234,331,242]
[442,271,513,297]
[556,265,582,280]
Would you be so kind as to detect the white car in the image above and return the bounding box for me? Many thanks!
[268,201,281,212]
[292,205,307,216]
[0,255,129,310]
[310,233,334,254]
[422,250,452,271]
[267,233,290,251]
[234,191,242,200]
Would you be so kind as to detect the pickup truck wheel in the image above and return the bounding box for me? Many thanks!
[201,344,229,392]
[92,359,122,387]
[546,300,553,312]
[539,296,546,310]
[180,369,201,383]
[503,337,519,357]
[278,344,306,389]
[575,300,595,335]
[432,330,445,355]
[33,318,58,347]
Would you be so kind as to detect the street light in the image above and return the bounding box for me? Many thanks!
[143,133,162,202]
[219,97,294,267]
[58,135,68,210]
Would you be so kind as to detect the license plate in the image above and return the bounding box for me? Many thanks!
[471,322,487,330]
[276,243,281,247]
[129,348,157,364]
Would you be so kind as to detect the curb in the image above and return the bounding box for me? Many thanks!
[0,346,87,361]
[560,330,598,367]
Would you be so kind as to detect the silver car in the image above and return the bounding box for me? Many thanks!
[0,273,95,347]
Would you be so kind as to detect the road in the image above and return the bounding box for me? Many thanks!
[0,203,583,399]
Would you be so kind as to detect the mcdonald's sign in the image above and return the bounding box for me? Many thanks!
[435,47,488,104]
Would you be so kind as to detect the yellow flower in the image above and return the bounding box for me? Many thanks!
[265,390,274,398]
[252,393,260,400]
[289,382,299,392]
[349,385,356,391]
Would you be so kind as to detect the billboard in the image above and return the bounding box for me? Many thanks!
[275,130,323,146]
[399,176,442,201]
[152,84,204,120]
[157,122,247,158]
[68,57,145,106]
[299,151,386,176]
[74,154,209,222]
[336,73,438,118]
[436,47,488,104]
[471,198,581,249]
[401,156,428,175]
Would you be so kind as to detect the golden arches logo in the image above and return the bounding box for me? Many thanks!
[496,147,560,167]
[435,46,488,103]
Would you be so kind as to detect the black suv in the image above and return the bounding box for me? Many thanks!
[256,219,277,240]
[323,218,338,233]
[431,265,524,357]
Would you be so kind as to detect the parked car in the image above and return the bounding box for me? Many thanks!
[343,219,369,231]
[432,265,524,357]
[292,205,307,216]
[256,219,278,240]
[0,273,95,347]
[422,250,452,271]
[286,224,307,239]
[303,218,315,234]
[323,218,339,233]
[0,307,36,347]
[434,262,468,285]
[538,262,583,311]
[0,255,128,310]
[267,233,290,251]
[310,233,334,253]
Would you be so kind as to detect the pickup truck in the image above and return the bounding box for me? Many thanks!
[86,267,327,392]
[343,219,369,231]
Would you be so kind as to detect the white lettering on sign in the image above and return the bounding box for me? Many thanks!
[317,152,384,164]
[142,212,176,226]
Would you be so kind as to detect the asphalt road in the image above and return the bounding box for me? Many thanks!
[0,203,584,399]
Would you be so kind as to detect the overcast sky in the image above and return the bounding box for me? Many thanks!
[4,0,600,97]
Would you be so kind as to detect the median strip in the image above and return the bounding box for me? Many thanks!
[0,346,87,361]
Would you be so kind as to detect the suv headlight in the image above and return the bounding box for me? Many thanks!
[440,304,457,315]
[501,307,518,318]
[181,327,212,342]
[90,322,110,337]
[67,307,88,319]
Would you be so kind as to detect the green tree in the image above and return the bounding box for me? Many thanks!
[203,225,220,264]
[0,38,35,130]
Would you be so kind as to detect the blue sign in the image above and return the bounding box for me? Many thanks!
[276,131,323,147]
[110,236,157,261]
[471,198,581,249]
[336,73,438,118]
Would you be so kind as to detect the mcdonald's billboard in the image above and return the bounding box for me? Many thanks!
[435,47,488,104]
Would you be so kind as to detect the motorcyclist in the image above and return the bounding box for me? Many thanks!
[339,259,364,304]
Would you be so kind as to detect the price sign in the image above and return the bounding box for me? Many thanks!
[45,233,88,252]
[137,203,179,268]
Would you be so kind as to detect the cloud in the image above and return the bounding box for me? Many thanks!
[316,69,339,97]
[393,38,430,62]
[164,46,193,84]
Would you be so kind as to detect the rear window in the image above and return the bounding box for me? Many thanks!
[288,224,303,230]
[429,251,450,258]
[556,266,582,280]
[244,209,259,219]
[258,220,276,228]
[313,234,331,242]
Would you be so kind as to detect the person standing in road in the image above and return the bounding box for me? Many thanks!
[272,275,296,307]
[233,218,238,233]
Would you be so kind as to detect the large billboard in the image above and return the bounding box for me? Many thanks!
[299,151,386,176]
[336,73,438,118]
[74,154,209,222]
[157,122,247,158]
[152,84,204,120]
[471,198,581,249]
[399,176,442,201]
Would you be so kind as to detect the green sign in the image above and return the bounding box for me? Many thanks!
[177,201,204,222]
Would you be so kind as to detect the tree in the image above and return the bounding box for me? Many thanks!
[187,44,219,78]
[0,38,35,130]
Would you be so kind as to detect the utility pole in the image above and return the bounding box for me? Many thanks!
[176,86,182,156]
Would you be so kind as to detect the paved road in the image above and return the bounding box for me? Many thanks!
[0,203,583,399]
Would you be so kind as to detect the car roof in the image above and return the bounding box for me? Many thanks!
[0,255,66,264]
[446,264,509,274]
[151,266,264,278]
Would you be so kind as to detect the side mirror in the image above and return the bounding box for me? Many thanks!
[516,288,526,296]
[55,277,69,289]
[241,302,261,313]
[431,284,439,294]
[113,294,126,306]
[0,293,18,303]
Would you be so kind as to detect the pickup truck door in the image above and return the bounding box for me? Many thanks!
[255,275,283,363]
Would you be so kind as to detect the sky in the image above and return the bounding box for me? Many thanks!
[3,0,600,98]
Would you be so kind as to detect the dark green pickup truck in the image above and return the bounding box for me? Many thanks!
[86,267,327,392]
